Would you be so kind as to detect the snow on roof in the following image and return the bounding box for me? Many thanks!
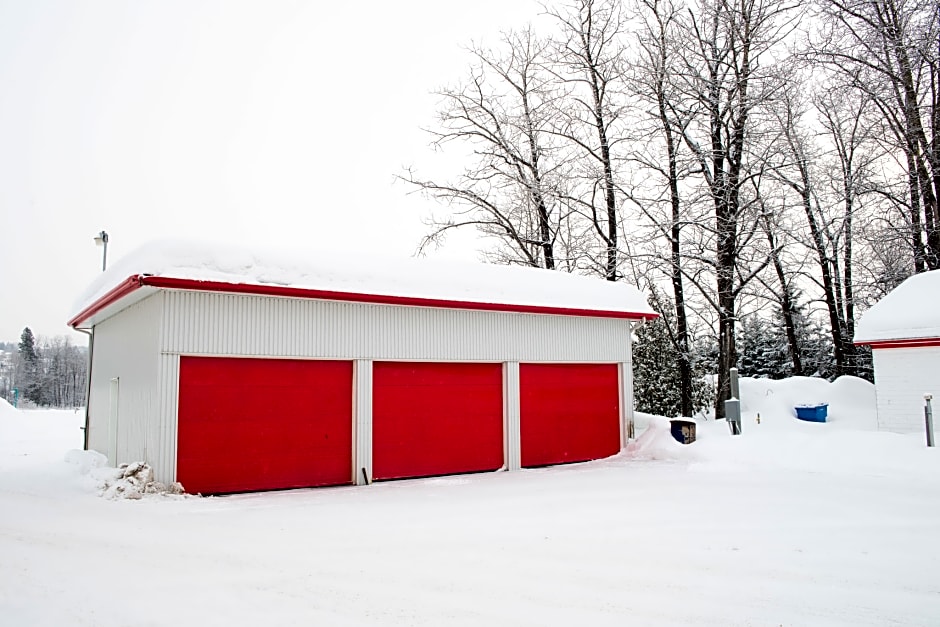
[70,239,656,326]
[855,270,940,344]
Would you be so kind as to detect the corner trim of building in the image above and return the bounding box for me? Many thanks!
[503,361,521,472]
[353,359,373,485]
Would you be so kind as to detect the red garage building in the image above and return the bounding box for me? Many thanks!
[70,241,656,494]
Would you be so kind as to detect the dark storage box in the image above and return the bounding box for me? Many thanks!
[669,419,697,444]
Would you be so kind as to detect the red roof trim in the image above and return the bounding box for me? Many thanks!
[857,337,940,349]
[68,276,144,328]
[69,274,659,328]
[140,276,659,320]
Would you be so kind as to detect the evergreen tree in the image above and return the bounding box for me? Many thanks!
[633,317,714,417]
[16,328,41,404]
[18,328,37,363]
[797,318,835,379]
[9,330,87,407]
[737,316,791,379]
[853,346,874,383]
[735,313,839,380]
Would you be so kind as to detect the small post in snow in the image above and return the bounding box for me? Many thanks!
[925,394,935,448]
[725,367,742,436]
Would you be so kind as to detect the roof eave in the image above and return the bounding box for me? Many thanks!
[68,275,146,329]
[141,276,659,320]
[71,274,659,325]
[855,337,940,349]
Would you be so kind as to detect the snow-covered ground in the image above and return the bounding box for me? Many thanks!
[2,377,940,626]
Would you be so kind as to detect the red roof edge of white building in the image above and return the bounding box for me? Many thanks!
[69,274,659,330]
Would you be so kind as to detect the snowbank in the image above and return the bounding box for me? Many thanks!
[855,269,940,342]
[3,377,940,626]
[61,451,187,500]
[71,239,657,322]
[625,376,879,467]
[629,376,936,479]
[89,460,186,500]
[736,375,877,431]
[625,414,702,461]
[1,407,184,500]
[0,396,16,416]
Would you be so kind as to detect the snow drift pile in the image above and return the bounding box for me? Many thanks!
[94,461,185,500]
[625,375,881,464]
[62,450,185,500]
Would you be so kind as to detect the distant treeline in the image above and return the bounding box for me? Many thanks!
[2,328,87,408]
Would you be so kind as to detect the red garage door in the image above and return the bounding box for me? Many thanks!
[520,363,620,467]
[177,357,353,494]
[372,362,504,481]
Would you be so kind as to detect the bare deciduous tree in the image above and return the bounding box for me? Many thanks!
[814,0,940,271]
[675,0,797,414]
[401,28,570,270]
[546,0,629,280]
[626,0,699,415]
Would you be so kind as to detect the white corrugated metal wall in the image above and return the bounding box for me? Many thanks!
[872,347,940,432]
[160,291,631,362]
[88,291,164,468]
[92,288,637,485]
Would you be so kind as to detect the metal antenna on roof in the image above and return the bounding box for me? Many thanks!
[94,231,109,272]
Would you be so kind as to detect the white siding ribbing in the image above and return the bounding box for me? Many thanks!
[353,359,373,485]
[89,287,639,486]
[160,291,631,363]
[503,362,521,471]
[87,292,164,468]
[872,347,940,433]
[618,362,632,445]
[157,353,180,485]
[619,329,636,443]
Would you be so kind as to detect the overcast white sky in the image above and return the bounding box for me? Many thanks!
[0,0,543,343]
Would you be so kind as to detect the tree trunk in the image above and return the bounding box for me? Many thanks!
[654,22,694,416]
[842,176,858,375]
[763,217,803,376]
[799,180,848,375]
[906,152,928,273]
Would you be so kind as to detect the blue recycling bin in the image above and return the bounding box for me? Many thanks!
[795,404,828,422]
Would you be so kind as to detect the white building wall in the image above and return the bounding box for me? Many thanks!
[159,291,632,362]
[87,292,164,469]
[155,353,180,484]
[872,347,940,433]
[92,288,636,485]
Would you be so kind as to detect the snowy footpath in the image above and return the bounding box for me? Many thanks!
[2,376,940,626]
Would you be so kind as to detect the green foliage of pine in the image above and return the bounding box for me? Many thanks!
[736,313,840,380]
[5,329,87,408]
[633,317,714,418]
[18,327,37,362]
